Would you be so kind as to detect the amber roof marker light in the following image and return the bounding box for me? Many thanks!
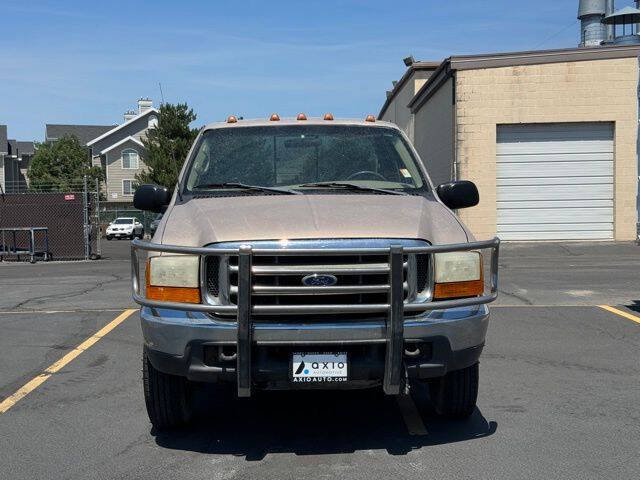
[297,113,307,121]
[323,113,334,121]
[270,113,281,121]
[226,115,238,123]
[365,114,376,122]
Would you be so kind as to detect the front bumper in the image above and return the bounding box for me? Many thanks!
[142,305,489,387]
[132,237,500,396]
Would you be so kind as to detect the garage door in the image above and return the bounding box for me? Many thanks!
[496,123,614,241]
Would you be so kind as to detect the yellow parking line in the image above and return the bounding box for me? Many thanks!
[598,305,640,325]
[0,308,136,414]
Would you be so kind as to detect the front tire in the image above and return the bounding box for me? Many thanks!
[106,236,112,241]
[430,362,479,419]
[143,350,192,430]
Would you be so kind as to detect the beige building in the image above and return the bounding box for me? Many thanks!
[379,61,440,139]
[380,45,640,241]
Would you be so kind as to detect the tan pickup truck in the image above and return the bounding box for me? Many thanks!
[131,114,499,430]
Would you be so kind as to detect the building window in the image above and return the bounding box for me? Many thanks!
[123,179,137,196]
[148,115,158,129]
[122,149,139,169]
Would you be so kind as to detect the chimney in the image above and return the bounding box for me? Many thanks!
[123,110,136,122]
[138,97,153,114]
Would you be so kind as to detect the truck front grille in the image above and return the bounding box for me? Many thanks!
[226,254,408,308]
[205,256,220,297]
[203,239,430,319]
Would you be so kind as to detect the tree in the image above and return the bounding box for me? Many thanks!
[28,135,104,191]
[135,102,198,190]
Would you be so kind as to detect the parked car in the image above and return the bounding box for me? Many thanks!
[149,213,163,237]
[105,217,144,240]
[131,115,500,430]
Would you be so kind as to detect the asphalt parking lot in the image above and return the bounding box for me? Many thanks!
[1,240,639,479]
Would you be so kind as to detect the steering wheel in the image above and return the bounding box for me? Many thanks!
[346,170,387,181]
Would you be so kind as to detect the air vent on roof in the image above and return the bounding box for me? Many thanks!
[578,0,640,46]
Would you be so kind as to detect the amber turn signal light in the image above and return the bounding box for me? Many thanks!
[145,263,201,304]
[365,114,376,122]
[226,115,238,123]
[323,113,334,121]
[433,279,484,300]
[146,285,201,304]
[270,113,280,121]
[297,113,307,120]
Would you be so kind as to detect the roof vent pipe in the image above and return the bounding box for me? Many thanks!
[605,0,615,42]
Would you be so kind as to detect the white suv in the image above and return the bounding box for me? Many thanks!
[105,217,144,240]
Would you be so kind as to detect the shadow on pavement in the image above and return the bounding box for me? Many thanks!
[625,300,640,313]
[153,383,497,460]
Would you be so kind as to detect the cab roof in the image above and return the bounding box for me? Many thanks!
[202,117,399,131]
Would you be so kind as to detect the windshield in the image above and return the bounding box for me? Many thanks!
[114,219,134,224]
[184,125,427,194]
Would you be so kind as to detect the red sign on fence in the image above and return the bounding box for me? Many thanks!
[64,194,76,201]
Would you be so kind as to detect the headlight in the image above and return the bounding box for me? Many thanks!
[146,255,200,303]
[433,251,483,300]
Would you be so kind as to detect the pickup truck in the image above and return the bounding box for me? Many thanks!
[131,114,499,430]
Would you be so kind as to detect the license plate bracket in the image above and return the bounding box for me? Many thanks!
[291,352,348,384]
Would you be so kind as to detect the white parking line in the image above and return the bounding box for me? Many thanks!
[396,393,428,436]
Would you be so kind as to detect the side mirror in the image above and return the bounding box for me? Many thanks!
[133,184,171,213]
[436,180,479,210]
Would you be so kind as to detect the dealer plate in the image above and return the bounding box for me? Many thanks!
[291,352,348,383]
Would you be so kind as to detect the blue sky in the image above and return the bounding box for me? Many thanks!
[1,0,635,140]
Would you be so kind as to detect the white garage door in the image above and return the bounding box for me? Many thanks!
[496,123,614,241]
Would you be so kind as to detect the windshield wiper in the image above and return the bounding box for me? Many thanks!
[192,182,301,195]
[297,182,408,196]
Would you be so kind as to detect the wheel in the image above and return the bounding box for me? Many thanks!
[429,362,479,419]
[143,349,192,430]
[106,236,112,241]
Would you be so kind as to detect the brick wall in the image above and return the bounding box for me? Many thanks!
[455,58,638,240]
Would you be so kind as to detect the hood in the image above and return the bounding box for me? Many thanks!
[160,194,470,247]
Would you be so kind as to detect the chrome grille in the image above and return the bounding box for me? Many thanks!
[203,239,430,318]
[227,253,409,307]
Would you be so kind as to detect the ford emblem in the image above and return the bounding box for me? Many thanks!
[302,274,338,287]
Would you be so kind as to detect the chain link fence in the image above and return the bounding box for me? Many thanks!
[0,177,102,261]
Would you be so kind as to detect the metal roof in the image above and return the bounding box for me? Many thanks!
[202,117,399,131]
[45,124,117,145]
[603,6,640,24]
